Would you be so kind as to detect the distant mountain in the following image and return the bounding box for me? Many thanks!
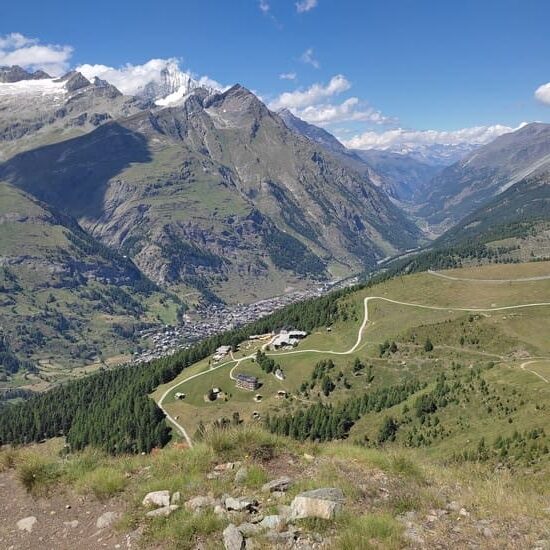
[0,81,420,304]
[137,61,218,106]
[0,68,140,162]
[278,109,442,203]
[420,122,550,228]
[354,149,442,202]
[435,171,550,247]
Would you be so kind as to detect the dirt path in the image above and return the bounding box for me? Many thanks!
[427,269,550,283]
[520,359,550,383]
[158,295,550,446]
[0,471,134,550]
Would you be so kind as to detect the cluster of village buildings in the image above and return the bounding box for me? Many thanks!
[132,277,356,364]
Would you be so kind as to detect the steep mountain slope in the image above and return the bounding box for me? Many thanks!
[420,122,550,227]
[0,181,179,383]
[1,85,420,302]
[0,68,141,162]
[278,108,442,203]
[435,172,550,247]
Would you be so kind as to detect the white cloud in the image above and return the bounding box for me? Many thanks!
[298,98,393,126]
[279,72,297,80]
[0,33,73,75]
[77,58,224,96]
[269,74,392,126]
[300,48,320,69]
[296,0,318,13]
[342,124,525,151]
[535,82,550,105]
[270,74,350,110]
[258,0,270,13]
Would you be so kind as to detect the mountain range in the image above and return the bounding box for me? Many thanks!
[0,63,548,375]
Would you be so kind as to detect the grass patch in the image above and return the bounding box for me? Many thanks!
[16,452,60,494]
[144,508,226,550]
[75,466,127,500]
[337,513,404,549]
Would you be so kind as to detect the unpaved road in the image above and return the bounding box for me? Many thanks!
[158,295,550,446]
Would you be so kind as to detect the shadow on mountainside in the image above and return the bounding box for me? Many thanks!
[0,122,152,221]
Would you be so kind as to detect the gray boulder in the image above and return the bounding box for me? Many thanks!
[146,505,179,518]
[142,490,171,508]
[290,488,344,520]
[185,495,219,511]
[261,476,293,493]
[223,523,245,550]
[224,496,258,512]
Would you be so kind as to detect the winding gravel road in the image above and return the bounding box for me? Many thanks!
[158,295,550,446]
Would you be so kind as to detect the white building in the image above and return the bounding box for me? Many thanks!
[271,330,307,349]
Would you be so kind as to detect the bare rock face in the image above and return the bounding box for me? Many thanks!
[290,488,344,520]
[142,490,171,508]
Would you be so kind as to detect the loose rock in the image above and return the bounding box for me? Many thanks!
[142,490,171,508]
[17,516,37,533]
[234,466,248,485]
[262,476,292,493]
[290,488,344,520]
[96,511,120,529]
[146,505,179,518]
[225,496,258,512]
[223,523,245,550]
[185,495,218,512]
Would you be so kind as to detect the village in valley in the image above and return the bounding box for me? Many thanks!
[132,278,356,365]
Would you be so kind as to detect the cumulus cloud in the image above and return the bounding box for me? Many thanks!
[270,74,350,110]
[269,74,391,126]
[258,0,270,13]
[300,48,320,69]
[298,98,393,126]
[296,0,318,13]
[77,58,224,96]
[279,72,297,80]
[342,124,525,151]
[0,32,73,75]
[535,82,550,105]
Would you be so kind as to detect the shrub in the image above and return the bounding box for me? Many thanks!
[76,466,126,500]
[16,453,60,494]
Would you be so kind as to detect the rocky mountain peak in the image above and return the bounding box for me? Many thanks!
[0,65,52,83]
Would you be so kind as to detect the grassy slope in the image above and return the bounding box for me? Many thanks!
[0,182,181,390]
[154,261,550,461]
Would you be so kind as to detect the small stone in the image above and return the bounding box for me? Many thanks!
[63,520,79,529]
[223,523,245,550]
[215,461,241,472]
[17,517,37,533]
[214,504,227,516]
[259,515,286,530]
[290,488,344,520]
[142,490,171,508]
[146,505,179,518]
[303,453,315,461]
[65,505,71,510]
[96,512,120,529]
[234,466,248,485]
[185,495,218,512]
[262,476,293,493]
[224,496,258,512]
[482,527,493,538]
[446,501,461,512]
[459,508,470,517]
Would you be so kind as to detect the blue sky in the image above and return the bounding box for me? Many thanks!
[2,0,549,149]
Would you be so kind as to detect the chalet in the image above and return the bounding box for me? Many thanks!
[271,329,308,349]
[213,345,231,362]
[235,373,260,391]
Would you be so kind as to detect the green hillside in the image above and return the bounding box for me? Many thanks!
[0,182,181,391]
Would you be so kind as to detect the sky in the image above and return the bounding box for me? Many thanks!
[1,0,549,150]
